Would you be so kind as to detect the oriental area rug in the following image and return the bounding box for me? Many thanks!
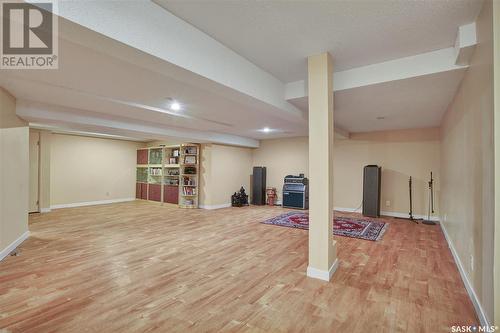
[261,211,388,241]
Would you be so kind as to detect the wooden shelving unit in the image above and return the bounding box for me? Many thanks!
[178,144,199,208]
[136,144,198,208]
[163,145,180,205]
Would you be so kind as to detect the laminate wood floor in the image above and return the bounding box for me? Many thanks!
[0,201,478,332]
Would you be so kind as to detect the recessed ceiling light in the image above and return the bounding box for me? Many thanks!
[259,127,272,133]
[170,101,181,111]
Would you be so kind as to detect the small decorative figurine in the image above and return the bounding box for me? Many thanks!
[231,186,249,207]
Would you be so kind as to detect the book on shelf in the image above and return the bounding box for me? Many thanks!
[183,199,194,206]
[182,177,196,186]
[183,187,196,196]
[183,146,198,155]
[150,167,162,176]
[166,169,179,176]
[184,155,196,164]
[183,166,197,174]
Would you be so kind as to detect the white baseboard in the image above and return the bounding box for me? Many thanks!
[199,203,231,210]
[307,258,339,281]
[334,206,362,213]
[380,210,440,221]
[334,206,440,221]
[50,198,135,210]
[279,205,439,221]
[0,231,30,262]
[40,207,51,213]
[439,221,490,326]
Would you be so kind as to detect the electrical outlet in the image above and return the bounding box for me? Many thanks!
[106,192,110,197]
[385,200,391,207]
[470,254,474,271]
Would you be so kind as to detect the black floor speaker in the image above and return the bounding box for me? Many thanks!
[252,166,266,205]
[362,165,381,217]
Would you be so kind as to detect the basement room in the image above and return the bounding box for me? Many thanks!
[0,0,499,332]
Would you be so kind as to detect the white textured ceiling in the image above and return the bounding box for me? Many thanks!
[289,69,466,132]
[156,0,482,83]
[0,34,304,144]
[0,1,482,145]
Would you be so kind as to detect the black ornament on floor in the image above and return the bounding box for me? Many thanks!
[232,187,249,207]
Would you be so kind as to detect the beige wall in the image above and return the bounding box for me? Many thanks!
[199,144,213,206]
[252,136,309,202]
[38,131,51,211]
[494,0,500,325]
[28,129,40,212]
[0,88,29,253]
[28,129,52,212]
[50,134,143,206]
[440,0,494,322]
[49,133,438,216]
[0,88,26,128]
[337,129,440,215]
[199,143,253,207]
[211,144,253,206]
[253,128,440,216]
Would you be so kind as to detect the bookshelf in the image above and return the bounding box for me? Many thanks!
[179,144,199,208]
[136,148,149,200]
[163,145,180,205]
[136,144,198,208]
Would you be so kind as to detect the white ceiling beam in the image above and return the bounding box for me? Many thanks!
[37,0,304,122]
[285,80,308,103]
[17,100,260,148]
[454,22,477,66]
[285,47,467,100]
[334,126,350,140]
[29,123,150,142]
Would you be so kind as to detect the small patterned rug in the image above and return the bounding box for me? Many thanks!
[261,211,388,241]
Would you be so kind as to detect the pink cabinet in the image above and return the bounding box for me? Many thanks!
[136,183,148,200]
[164,185,179,204]
[136,183,141,199]
[148,184,161,202]
[137,149,148,165]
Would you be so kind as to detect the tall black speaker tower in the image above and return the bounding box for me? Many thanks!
[252,166,266,205]
[362,165,381,217]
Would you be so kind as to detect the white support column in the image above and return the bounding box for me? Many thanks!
[307,53,338,281]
